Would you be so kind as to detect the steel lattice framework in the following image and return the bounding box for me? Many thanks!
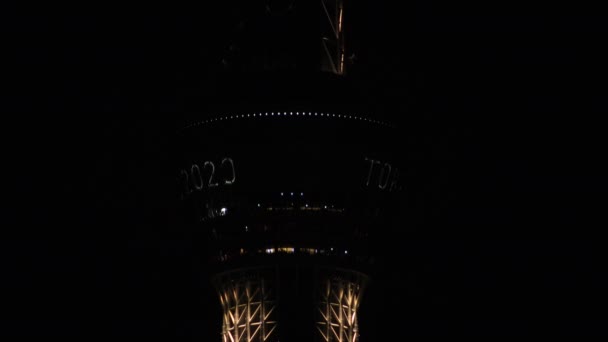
[316,274,366,342]
[216,272,278,342]
[320,0,346,75]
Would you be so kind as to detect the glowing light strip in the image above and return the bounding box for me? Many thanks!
[181,112,396,131]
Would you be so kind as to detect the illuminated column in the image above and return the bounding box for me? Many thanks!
[316,271,367,342]
[215,270,278,342]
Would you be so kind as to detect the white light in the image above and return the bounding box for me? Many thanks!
[257,203,261,207]
[331,248,334,251]
[305,204,309,208]
[271,112,274,116]
[220,207,227,216]
[245,226,248,232]
[300,192,304,196]
[324,205,327,209]
[290,192,294,196]
[345,250,348,254]
[281,192,284,196]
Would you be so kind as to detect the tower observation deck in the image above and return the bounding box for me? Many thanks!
[175,2,402,341]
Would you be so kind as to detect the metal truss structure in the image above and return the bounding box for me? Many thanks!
[320,0,346,75]
[220,0,347,74]
[316,272,366,342]
[215,271,278,342]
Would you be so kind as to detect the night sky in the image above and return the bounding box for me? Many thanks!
[3,1,607,338]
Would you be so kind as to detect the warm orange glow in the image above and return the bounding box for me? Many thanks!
[316,277,363,342]
[218,277,277,342]
[299,247,318,255]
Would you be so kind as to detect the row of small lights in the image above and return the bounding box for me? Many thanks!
[260,204,339,210]
[220,247,349,261]
[261,247,347,255]
[182,112,396,130]
[280,192,303,196]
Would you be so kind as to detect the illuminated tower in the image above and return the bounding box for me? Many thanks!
[175,1,401,341]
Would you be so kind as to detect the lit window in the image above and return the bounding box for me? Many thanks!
[299,248,316,255]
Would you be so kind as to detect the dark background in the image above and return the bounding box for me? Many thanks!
[3,1,607,338]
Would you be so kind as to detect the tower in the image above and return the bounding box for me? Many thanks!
[175,1,401,341]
